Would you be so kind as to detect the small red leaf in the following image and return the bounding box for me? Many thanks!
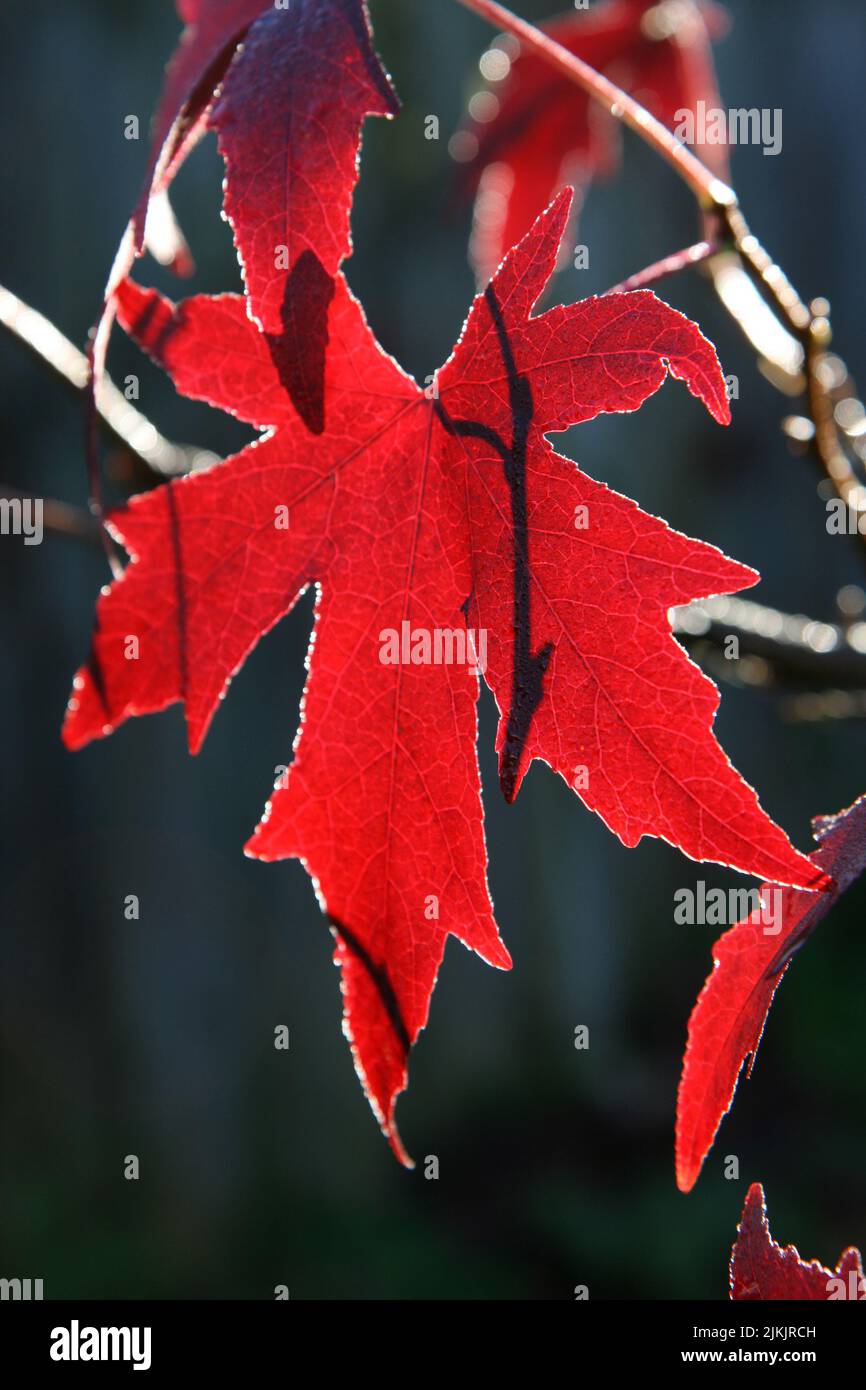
[677,794,866,1193]
[731,1183,865,1300]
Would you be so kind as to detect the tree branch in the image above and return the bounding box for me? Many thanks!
[604,240,717,296]
[0,284,215,481]
[0,486,100,545]
[671,594,866,690]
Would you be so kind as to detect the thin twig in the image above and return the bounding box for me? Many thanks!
[706,252,804,389]
[719,205,812,337]
[0,486,100,545]
[671,595,866,689]
[0,284,215,481]
[605,240,717,296]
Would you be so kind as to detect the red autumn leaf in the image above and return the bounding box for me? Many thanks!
[93,0,396,430]
[731,1183,865,1300]
[676,793,866,1194]
[458,0,729,283]
[64,192,826,1161]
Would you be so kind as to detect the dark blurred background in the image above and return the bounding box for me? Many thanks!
[1,0,865,1300]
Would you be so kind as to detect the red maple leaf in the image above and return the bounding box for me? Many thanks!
[93,0,396,431]
[457,0,729,283]
[731,1183,865,1300]
[64,192,826,1161]
[677,793,866,1194]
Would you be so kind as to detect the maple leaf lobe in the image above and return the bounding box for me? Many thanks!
[439,194,818,893]
[210,0,399,428]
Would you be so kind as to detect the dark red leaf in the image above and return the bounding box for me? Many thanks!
[677,794,866,1193]
[731,1183,865,1300]
[211,2,398,335]
[66,193,825,1159]
[93,1,396,432]
[458,0,729,283]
